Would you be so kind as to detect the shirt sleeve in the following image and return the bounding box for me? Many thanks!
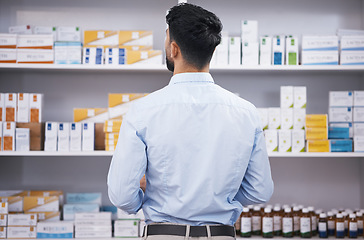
[234,128,274,206]
[107,113,147,214]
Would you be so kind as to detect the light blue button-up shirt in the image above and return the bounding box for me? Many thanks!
[107,72,273,226]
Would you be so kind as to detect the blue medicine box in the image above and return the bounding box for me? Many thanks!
[328,127,350,139]
[330,139,353,152]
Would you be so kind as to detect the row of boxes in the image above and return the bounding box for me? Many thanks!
[258,108,306,130]
[264,129,305,152]
[0,93,43,123]
[0,122,30,151]
[329,91,364,107]
[44,122,94,152]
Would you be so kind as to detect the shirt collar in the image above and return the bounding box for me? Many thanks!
[168,72,215,86]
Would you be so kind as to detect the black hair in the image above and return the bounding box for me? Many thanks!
[166,3,223,70]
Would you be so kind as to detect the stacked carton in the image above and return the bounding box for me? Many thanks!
[7,213,37,239]
[241,20,259,66]
[0,202,8,239]
[115,209,145,238]
[340,35,364,65]
[306,114,329,152]
[0,34,17,63]
[37,221,74,239]
[301,35,339,65]
[261,86,306,153]
[63,193,101,221]
[75,212,112,238]
[104,120,122,151]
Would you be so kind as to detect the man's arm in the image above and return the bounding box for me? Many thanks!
[234,128,274,206]
[107,115,147,214]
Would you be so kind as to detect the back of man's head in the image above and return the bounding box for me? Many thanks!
[166,3,223,70]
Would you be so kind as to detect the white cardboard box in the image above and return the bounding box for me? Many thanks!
[354,107,364,122]
[17,93,29,123]
[0,93,4,122]
[285,36,299,65]
[58,123,70,152]
[257,108,268,130]
[293,108,306,130]
[278,130,292,152]
[17,49,54,64]
[44,122,58,152]
[15,128,30,151]
[82,123,94,151]
[216,35,229,66]
[281,108,293,130]
[354,91,364,107]
[0,215,7,226]
[329,107,353,122]
[280,86,294,109]
[241,20,258,43]
[114,220,139,238]
[302,35,339,51]
[354,123,364,137]
[268,108,281,130]
[83,47,104,65]
[0,227,5,239]
[3,122,15,151]
[17,34,53,49]
[0,124,2,151]
[329,91,353,107]
[7,227,36,239]
[301,51,338,65]
[354,136,364,152]
[75,212,111,221]
[272,35,285,65]
[242,41,259,66]
[75,231,112,238]
[0,203,8,214]
[259,36,272,66]
[228,37,241,65]
[29,93,43,123]
[56,26,81,42]
[70,123,82,152]
[66,193,102,206]
[340,35,364,51]
[264,130,278,152]
[0,33,17,48]
[8,214,37,226]
[75,225,111,232]
[0,49,17,63]
[5,93,17,122]
[9,25,32,34]
[340,51,364,65]
[294,86,307,109]
[292,129,306,153]
[36,221,74,239]
[63,203,99,221]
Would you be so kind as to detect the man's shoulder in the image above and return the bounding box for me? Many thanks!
[215,85,257,112]
[130,86,169,110]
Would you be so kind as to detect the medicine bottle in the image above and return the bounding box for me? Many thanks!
[273,206,282,236]
[343,212,349,236]
[327,211,336,236]
[349,213,358,238]
[336,213,345,238]
[282,207,293,238]
[235,212,242,235]
[252,206,262,235]
[292,206,301,236]
[241,207,252,238]
[356,212,363,236]
[308,206,317,236]
[262,208,274,238]
[318,213,328,238]
[300,208,312,238]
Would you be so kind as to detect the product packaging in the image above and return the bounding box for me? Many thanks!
[75,212,111,221]
[82,123,95,151]
[306,114,328,128]
[215,35,229,66]
[17,93,29,123]
[16,122,45,150]
[7,227,36,239]
[0,94,4,121]
[5,93,17,122]
[3,122,15,151]
[0,203,8,214]
[114,220,139,238]
[108,93,147,119]
[285,36,299,65]
[330,140,353,152]
[330,122,353,138]
[257,108,268,130]
[0,34,17,48]
[281,108,293,130]
[340,51,364,65]
[272,35,285,65]
[54,42,82,64]
[0,215,7,227]
[70,123,82,152]
[354,136,364,152]
[15,128,30,151]
[306,127,328,140]
[278,130,292,152]
[329,107,353,122]
[241,20,258,43]
[23,196,59,212]
[0,49,17,63]
[56,26,81,42]
[29,93,43,123]
[0,124,2,151]
[66,193,102,206]
[340,35,364,51]
[8,25,32,34]
[259,36,272,65]
[83,47,104,65]
[17,49,54,64]
[44,122,58,151]
[292,129,306,152]
[31,212,61,222]
[242,41,259,66]
[73,108,109,123]
[268,108,281,130]
[63,203,99,221]
[0,196,23,212]
[328,127,350,139]
[280,86,294,108]
[354,123,364,137]
[33,26,55,36]
[306,140,330,152]
[354,91,364,107]
[37,221,74,239]
[7,214,37,226]
[293,86,307,109]
[228,37,241,65]
[329,91,353,107]
[57,123,70,152]
[264,130,278,152]
[353,107,364,122]
[0,227,5,239]
[17,34,53,49]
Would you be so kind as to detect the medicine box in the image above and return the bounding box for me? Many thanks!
[329,91,353,107]
[354,123,364,137]
[56,26,81,42]
[329,107,353,122]
[139,220,146,237]
[301,51,339,65]
[45,122,58,151]
[17,93,29,123]
[328,127,350,139]
[3,122,15,151]
[281,86,294,109]
[354,91,364,107]
[228,37,241,65]
[272,35,285,65]
[241,20,258,43]
[58,123,70,152]
[0,227,5,239]
[8,214,37,226]
[73,108,109,123]
[75,225,112,232]
[0,34,17,48]
[66,193,102,206]
[340,35,364,51]
[29,93,43,123]
[0,203,8,214]
[7,227,36,239]
[104,120,122,133]
[278,130,292,152]
[306,140,330,152]
[5,93,17,122]
[0,191,28,197]
[23,196,59,212]
[33,26,55,36]
[293,108,306,130]
[70,123,82,152]
[281,108,293,130]
[330,122,353,138]
[0,196,23,212]
[340,51,364,65]
[306,127,328,140]
[37,221,74,239]
[302,35,339,51]
[108,93,147,119]
[0,124,2,151]
[83,47,104,65]
[0,49,17,63]
[259,36,272,65]
[105,48,126,65]
[257,108,268,130]
[114,220,139,238]
[286,36,299,65]
[15,128,30,151]
[264,130,278,152]
[17,34,54,49]
[9,25,32,34]
[55,42,82,64]
[105,133,119,141]
[242,41,259,66]
[216,35,229,66]
[330,140,353,152]
[293,86,307,109]
[0,215,7,226]
[268,108,281,130]
[63,204,99,221]
[28,190,63,200]
[306,114,327,128]
[117,209,145,220]
[354,136,364,152]
[82,123,95,151]
[75,231,112,238]
[31,212,60,222]
[17,49,54,64]
[354,107,364,122]
[125,50,162,65]
[74,212,111,221]
[0,93,4,122]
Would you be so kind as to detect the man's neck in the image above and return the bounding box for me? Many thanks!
[173,63,209,75]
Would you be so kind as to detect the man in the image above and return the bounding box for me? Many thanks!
[108,3,273,240]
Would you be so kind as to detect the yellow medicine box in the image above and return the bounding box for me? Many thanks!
[305,114,328,128]
[108,93,147,108]
[23,196,59,212]
[104,120,122,133]
[306,127,328,140]
[105,133,119,140]
[73,108,109,123]
[307,140,330,152]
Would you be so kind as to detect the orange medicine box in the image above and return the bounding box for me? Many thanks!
[17,93,30,123]
[0,227,5,239]
[0,34,17,48]
[73,108,109,123]
[305,114,328,128]
[0,203,8,214]
[5,93,17,122]
[23,196,59,212]
[307,140,330,152]
[0,215,7,227]
[28,190,63,206]
[0,94,4,122]
[29,94,43,123]
[2,122,15,151]
[0,49,17,63]
[0,196,23,213]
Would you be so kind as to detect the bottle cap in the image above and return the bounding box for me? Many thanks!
[337,213,343,218]
[342,212,348,217]
[350,213,356,218]
[282,204,290,209]
[332,209,339,214]
[298,205,304,210]
[327,211,333,217]
[316,209,323,214]
[243,207,250,213]
[320,213,327,218]
[346,209,353,214]
[264,207,272,213]
[254,206,261,211]
[308,206,314,211]
[302,208,309,213]
[285,208,292,213]
[274,206,281,211]
[293,206,300,211]
[357,212,363,217]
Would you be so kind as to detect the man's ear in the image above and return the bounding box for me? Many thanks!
[170,41,179,59]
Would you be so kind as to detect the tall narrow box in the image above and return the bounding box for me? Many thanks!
[281,108,293,130]
[278,130,292,152]
[82,123,95,151]
[215,35,229,66]
[241,20,258,43]
[228,37,241,65]
[45,122,58,152]
[15,128,30,151]
[0,124,2,151]
[17,93,30,123]
[272,35,285,65]
[354,91,364,107]
[293,109,306,130]
[242,41,259,66]
[29,93,43,123]
[3,122,15,151]
[70,123,82,152]
[292,130,305,152]
[5,93,17,122]
[257,108,268,130]
[286,36,299,65]
[58,123,70,152]
[280,86,294,108]
[259,36,272,65]
[0,94,4,122]
[0,227,5,239]
[264,130,278,152]
[294,86,307,109]
[268,108,281,130]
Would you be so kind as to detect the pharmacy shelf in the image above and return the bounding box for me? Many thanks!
[9,238,345,240]
[0,63,364,73]
[0,151,364,157]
